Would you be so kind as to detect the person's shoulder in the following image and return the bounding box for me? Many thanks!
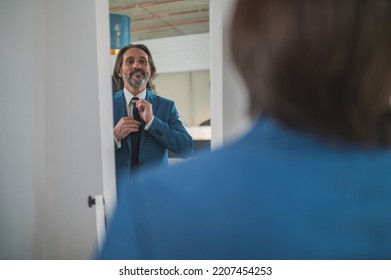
[147,90,174,104]
[112,90,125,108]
[113,90,124,99]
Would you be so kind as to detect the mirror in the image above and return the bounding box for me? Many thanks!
[109,0,211,157]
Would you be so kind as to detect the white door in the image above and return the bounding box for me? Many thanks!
[0,0,116,259]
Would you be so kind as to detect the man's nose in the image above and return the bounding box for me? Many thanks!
[133,61,141,69]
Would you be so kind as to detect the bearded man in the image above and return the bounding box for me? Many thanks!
[112,44,193,196]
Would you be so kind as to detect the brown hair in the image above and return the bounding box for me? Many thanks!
[112,44,158,92]
[230,0,391,147]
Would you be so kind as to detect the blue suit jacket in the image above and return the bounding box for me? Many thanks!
[113,89,192,193]
[100,117,391,259]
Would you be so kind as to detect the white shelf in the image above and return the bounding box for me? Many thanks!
[186,126,211,141]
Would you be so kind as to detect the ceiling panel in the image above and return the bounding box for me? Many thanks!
[109,0,210,42]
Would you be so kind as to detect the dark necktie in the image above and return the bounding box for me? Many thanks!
[130,97,141,170]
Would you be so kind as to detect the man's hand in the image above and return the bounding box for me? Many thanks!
[133,99,153,124]
[114,116,141,140]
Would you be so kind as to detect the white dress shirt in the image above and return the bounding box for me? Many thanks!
[114,88,154,148]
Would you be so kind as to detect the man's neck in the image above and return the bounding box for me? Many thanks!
[124,85,146,96]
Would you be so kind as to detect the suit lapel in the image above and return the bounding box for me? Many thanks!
[113,90,132,150]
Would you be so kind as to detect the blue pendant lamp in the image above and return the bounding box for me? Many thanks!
[110,14,130,55]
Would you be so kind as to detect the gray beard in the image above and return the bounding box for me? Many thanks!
[125,71,148,88]
[127,77,147,88]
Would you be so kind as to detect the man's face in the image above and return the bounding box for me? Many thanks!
[120,47,151,89]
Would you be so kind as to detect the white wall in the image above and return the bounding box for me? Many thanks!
[0,0,42,259]
[0,0,115,259]
[110,33,210,74]
[134,33,210,74]
[210,0,251,149]
[154,70,210,127]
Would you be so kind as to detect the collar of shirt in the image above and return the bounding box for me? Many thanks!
[123,87,155,128]
[124,87,147,108]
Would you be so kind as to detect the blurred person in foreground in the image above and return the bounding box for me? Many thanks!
[112,44,193,195]
[99,0,391,259]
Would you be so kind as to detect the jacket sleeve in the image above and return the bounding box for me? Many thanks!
[146,102,193,157]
